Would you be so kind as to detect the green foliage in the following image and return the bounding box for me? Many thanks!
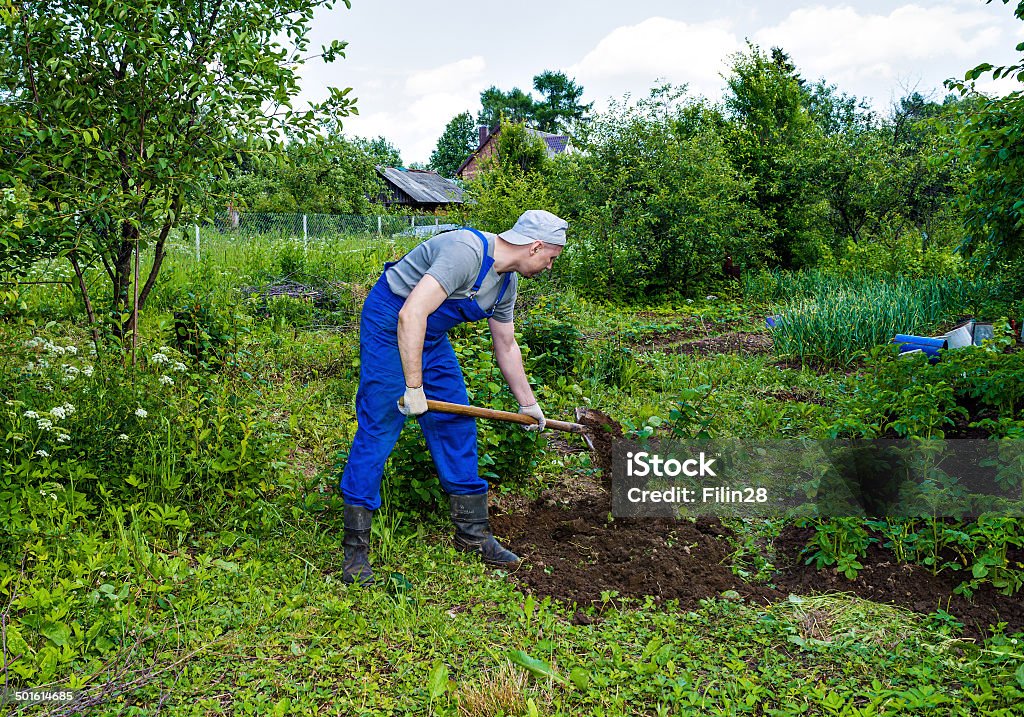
[493,118,549,175]
[222,131,383,215]
[944,2,1024,275]
[723,44,829,269]
[519,306,582,382]
[351,135,403,168]
[429,111,478,178]
[455,166,559,236]
[823,327,1024,439]
[0,0,356,326]
[532,70,593,134]
[476,71,591,136]
[172,296,247,368]
[551,85,767,301]
[478,85,537,127]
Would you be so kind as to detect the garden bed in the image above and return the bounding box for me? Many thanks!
[492,487,1024,640]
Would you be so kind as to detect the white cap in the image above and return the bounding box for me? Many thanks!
[500,210,568,246]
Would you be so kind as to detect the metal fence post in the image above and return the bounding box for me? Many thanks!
[377,215,382,236]
[303,214,308,249]
[194,224,200,262]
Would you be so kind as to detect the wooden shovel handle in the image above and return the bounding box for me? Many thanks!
[413,398,586,435]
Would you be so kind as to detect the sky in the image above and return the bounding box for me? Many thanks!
[293,0,1024,165]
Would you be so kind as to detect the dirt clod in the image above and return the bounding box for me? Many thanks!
[575,408,623,477]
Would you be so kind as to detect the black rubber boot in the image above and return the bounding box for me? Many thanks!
[450,493,520,567]
[342,505,375,585]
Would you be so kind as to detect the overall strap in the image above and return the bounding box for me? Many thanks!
[460,227,494,298]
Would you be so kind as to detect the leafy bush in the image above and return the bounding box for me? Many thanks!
[172,294,249,367]
[519,297,581,381]
[549,86,768,302]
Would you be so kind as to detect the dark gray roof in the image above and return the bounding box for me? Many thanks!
[377,167,463,204]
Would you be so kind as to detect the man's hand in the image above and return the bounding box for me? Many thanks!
[398,385,428,416]
[518,402,545,432]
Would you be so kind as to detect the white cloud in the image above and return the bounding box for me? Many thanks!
[341,56,488,164]
[405,56,486,96]
[753,4,1022,105]
[568,17,743,102]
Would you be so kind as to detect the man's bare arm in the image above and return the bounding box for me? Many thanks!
[397,275,449,388]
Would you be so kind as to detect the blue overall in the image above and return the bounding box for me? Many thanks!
[341,229,512,511]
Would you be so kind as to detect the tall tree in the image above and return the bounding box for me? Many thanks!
[946,0,1024,272]
[532,70,592,134]
[429,111,477,177]
[352,135,402,168]
[0,0,354,342]
[477,86,535,128]
[724,43,828,269]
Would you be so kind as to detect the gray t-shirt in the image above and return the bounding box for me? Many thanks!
[385,229,518,323]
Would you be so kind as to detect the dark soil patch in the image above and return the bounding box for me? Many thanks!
[771,526,1024,640]
[671,332,773,356]
[492,494,781,611]
[491,486,1022,640]
[619,315,751,350]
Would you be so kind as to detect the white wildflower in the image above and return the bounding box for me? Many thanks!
[150,352,169,365]
[25,362,35,371]
[134,408,148,418]
[64,345,78,355]
[159,375,174,386]
[23,410,39,419]
[35,450,49,458]
[46,342,66,356]
[159,346,172,353]
[24,337,43,349]
[37,359,50,369]
[82,364,94,377]
[172,361,187,373]
[56,433,71,443]
[118,433,130,441]
[706,295,717,301]
[37,418,53,431]
[50,406,67,420]
[62,403,75,415]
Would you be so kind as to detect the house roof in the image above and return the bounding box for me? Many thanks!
[456,125,571,176]
[377,167,464,204]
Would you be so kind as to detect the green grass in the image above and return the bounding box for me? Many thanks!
[7,503,1022,716]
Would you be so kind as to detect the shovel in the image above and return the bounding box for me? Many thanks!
[411,398,587,435]
[397,399,622,474]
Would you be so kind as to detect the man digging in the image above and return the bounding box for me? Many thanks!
[339,210,568,585]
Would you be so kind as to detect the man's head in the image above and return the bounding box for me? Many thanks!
[498,210,568,278]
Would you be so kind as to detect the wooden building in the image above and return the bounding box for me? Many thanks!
[375,167,464,212]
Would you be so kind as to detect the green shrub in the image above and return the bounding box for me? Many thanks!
[519,299,581,381]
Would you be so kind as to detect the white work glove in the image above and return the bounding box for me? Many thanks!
[398,385,428,417]
[519,402,546,432]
